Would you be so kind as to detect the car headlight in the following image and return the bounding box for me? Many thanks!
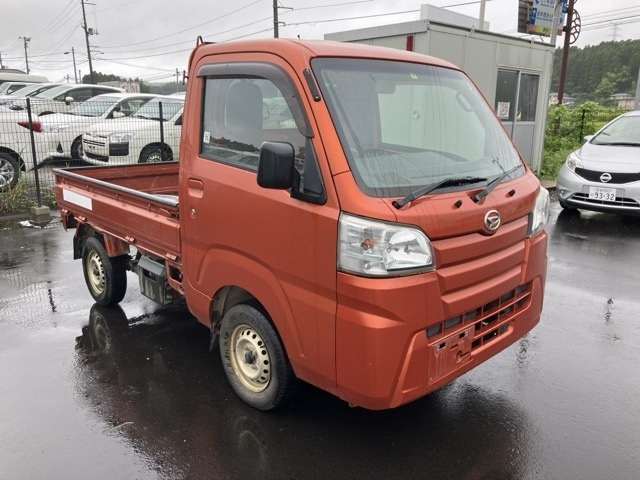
[528,187,550,237]
[109,132,134,143]
[338,213,435,277]
[565,151,583,172]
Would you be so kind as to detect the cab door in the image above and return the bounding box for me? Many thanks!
[180,55,340,391]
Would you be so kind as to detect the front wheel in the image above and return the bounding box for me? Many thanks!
[82,236,128,306]
[139,146,170,163]
[71,136,83,160]
[0,153,20,192]
[220,304,295,411]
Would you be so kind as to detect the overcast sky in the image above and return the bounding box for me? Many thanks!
[1,0,639,83]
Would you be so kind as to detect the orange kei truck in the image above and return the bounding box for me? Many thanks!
[54,38,549,411]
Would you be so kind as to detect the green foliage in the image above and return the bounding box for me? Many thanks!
[540,102,626,179]
[551,39,640,101]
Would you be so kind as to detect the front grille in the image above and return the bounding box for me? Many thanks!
[426,282,531,351]
[575,168,640,184]
[571,193,640,209]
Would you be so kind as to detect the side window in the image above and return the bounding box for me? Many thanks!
[200,73,325,203]
[69,88,93,102]
[119,99,145,116]
[200,77,305,171]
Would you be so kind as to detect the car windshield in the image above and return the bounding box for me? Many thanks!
[66,96,119,117]
[133,98,183,121]
[7,83,58,97]
[312,58,523,197]
[34,85,77,99]
[591,115,640,146]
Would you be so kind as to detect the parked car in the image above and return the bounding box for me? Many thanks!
[0,82,62,106]
[25,93,158,161]
[82,96,183,165]
[0,81,34,96]
[557,111,640,215]
[6,84,124,116]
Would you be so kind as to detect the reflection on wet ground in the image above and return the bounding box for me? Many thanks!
[74,302,537,480]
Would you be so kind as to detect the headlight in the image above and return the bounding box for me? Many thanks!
[109,132,134,143]
[338,213,435,277]
[528,187,550,237]
[565,151,583,172]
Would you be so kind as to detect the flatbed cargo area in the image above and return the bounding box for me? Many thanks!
[54,162,181,262]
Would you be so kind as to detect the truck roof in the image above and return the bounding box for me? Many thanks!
[192,38,460,71]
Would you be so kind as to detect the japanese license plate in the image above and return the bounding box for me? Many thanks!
[588,186,616,201]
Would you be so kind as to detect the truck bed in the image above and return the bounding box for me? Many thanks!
[54,162,182,262]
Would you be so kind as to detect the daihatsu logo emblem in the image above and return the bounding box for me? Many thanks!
[600,172,612,183]
[484,210,501,232]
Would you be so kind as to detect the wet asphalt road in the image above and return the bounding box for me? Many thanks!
[1,202,639,480]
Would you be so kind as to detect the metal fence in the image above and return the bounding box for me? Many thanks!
[0,96,183,214]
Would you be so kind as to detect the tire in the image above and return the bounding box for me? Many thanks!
[220,304,295,411]
[82,236,128,306]
[71,136,83,161]
[0,153,20,192]
[139,146,169,163]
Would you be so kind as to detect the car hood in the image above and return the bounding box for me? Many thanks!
[578,141,640,172]
[85,117,172,135]
[40,112,105,126]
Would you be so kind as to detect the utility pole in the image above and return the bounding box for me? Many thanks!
[176,68,179,92]
[81,0,95,84]
[0,52,4,69]
[65,47,78,83]
[19,36,31,74]
[273,0,279,38]
[557,0,575,105]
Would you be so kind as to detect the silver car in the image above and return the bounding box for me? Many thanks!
[556,110,640,215]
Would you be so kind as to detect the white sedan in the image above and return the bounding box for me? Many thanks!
[82,96,184,165]
[34,93,157,161]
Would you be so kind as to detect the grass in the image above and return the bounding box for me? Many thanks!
[0,180,57,216]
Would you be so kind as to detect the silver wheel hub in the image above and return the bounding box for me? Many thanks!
[86,251,106,294]
[230,324,271,393]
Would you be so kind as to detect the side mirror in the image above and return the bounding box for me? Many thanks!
[584,135,594,143]
[65,96,74,105]
[257,141,295,189]
[112,111,125,118]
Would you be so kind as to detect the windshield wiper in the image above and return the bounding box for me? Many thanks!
[473,165,522,203]
[393,176,487,209]
[595,142,640,147]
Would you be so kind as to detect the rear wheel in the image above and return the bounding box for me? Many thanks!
[0,153,19,192]
[82,236,128,306]
[220,304,295,411]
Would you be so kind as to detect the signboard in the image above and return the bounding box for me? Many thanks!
[524,0,565,37]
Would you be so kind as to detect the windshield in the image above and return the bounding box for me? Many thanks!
[312,58,523,197]
[34,85,76,99]
[591,115,640,146]
[67,95,119,117]
[6,83,58,97]
[133,98,183,121]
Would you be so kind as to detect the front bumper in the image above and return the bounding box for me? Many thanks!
[334,231,547,410]
[557,165,640,215]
